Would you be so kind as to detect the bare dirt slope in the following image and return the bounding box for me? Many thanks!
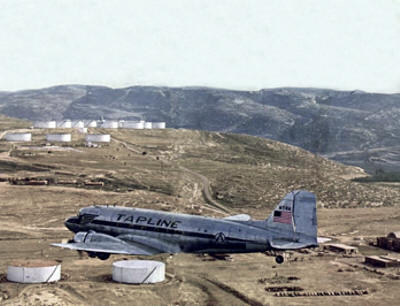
[0,124,400,305]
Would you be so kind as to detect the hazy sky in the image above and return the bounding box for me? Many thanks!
[1,0,399,92]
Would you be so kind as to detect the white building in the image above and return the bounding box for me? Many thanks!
[5,133,32,142]
[33,121,56,129]
[120,121,145,129]
[101,121,119,129]
[56,120,72,128]
[84,120,97,128]
[86,134,111,143]
[71,120,85,128]
[152,122,166,129]
[46,134,72,142]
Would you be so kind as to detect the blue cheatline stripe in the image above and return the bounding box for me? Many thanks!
[90,219,264,245]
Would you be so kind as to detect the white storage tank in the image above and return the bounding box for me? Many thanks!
[152,122,166,129]
[46,134,71,142]
[33,121,56,129]
[121,121,144,129]
[56,120,72,128]
[86,134,110,143]
[101,121,119,129]
[7,260,61,283]
[144,122,153,129]
[85,120,98,128]
[5,133,32,142]
[71,120,84,128]
[78,127,88,134]
[112,260,165,284]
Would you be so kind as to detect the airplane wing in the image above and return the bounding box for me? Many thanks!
[51,242,148,255]
[223,214,251,221]
[270,239,311,250]
[51,231,181,255]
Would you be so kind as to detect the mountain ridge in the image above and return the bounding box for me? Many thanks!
[1,84,400,172]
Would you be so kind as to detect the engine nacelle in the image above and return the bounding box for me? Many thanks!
[74,231,122,244]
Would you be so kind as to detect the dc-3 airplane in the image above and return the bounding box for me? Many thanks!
[52,190,318,264]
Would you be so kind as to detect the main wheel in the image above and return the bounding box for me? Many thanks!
[97,252,110,260]
[275,255,284,264]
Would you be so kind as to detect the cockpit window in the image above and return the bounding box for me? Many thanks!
[79,214,98,224]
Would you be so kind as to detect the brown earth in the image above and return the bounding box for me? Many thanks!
[0,123,399,305]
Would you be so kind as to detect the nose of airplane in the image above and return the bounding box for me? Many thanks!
[65,216,80,232]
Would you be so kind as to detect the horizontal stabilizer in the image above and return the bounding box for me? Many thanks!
[223,214,251,221]
[270,240,311,250]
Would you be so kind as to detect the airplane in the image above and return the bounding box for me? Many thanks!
[52,190,318,264]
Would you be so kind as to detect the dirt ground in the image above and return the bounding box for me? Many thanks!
[0,128,400,305]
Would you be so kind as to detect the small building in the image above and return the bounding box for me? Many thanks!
[84,120,98,128]
[377,232,400,252]
[33,121,56,129]
[101,121,119,129]
[56,120,72,128]
[5,133,32,142]
[152,122,166,129]
[144,122,153,129]
[365,255,400,268]
[71,120,85,128]
[121,121,145,129]
[324,243,358,255]
[46,134,71,142]
[86,134,110,143]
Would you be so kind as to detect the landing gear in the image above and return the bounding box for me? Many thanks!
[275,255,284,264]
[86,251,110,260]
[97,252,110,260]
[265,250,285,264]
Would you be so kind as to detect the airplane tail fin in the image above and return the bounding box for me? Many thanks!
[266,190,317,244]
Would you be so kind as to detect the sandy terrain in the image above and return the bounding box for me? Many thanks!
[0,127,399,305]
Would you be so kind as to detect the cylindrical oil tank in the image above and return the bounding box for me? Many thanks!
[46,134,71,142]
[7,260,61,283]
[144,122,153,129]
[56,120,72,128]
[112,260,165,284]
[85,120,98,128]
[78,127,88,133]
[86,134,110,143]
[121,121,144,129]
[33,121,56,129]
[101,121,119,129]
[152,122,166,129]
[118,120,125,128]
[71,120,84,128]
[5,133,32,142]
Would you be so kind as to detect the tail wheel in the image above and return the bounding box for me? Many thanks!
[275,255,284,264]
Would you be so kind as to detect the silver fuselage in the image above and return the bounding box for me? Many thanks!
[65,205,296,253]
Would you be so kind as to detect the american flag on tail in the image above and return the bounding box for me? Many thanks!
[273,210,292,224]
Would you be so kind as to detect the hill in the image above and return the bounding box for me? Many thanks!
[1,85,400,172]
[1,123,399,217]
[1,119,400,305]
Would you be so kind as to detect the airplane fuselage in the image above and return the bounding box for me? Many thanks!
[56,190,318,261]
[66,206,284,254]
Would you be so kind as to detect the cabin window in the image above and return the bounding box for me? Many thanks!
[79,214,98,224]
[274,211,281,217]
